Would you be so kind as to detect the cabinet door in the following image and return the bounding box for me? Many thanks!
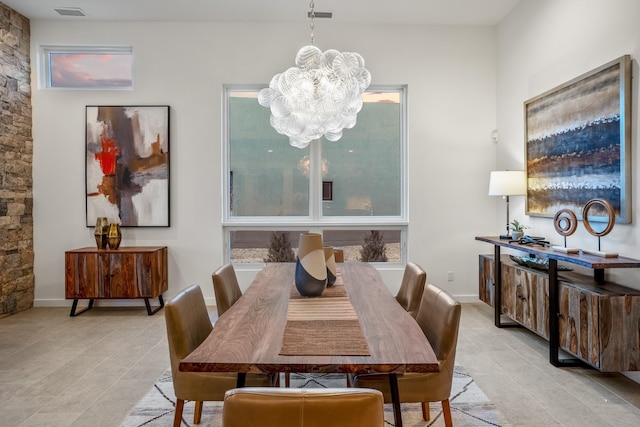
[108,252,138,298]
[502,263,549,338]
[65,252,109,298]
[558,284,599,368]
[478,255,494,306]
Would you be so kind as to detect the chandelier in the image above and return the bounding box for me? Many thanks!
[258,1,371,149]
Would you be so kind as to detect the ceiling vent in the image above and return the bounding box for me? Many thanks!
[307,11,332,19]
[54,7,88,17]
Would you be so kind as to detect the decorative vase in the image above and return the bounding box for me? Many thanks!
[107,223,122,249]
[295,233,327,297]
[324,247,337,286]
[94,217,109,249]
[511,231,524,240]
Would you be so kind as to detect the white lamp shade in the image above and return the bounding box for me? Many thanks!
[488,170,526,196]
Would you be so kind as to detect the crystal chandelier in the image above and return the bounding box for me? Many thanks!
[258,1,371,149]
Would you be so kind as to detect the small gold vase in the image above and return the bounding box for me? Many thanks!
[94,217,109,249]
[107,223,122,249]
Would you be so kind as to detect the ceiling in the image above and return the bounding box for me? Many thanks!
[1,0,521,26]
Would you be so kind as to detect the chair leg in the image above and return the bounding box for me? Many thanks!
[422,401,430,421]
[442,399,453,427]
[174,399,185,427]
[193,401,204,424]
[285,372,290,387]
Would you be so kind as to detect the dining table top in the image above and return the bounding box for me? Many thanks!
[180,262,439,375]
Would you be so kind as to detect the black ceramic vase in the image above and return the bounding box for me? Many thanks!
[294,233,327,297]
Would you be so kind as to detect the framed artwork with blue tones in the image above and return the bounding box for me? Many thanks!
[86,105,170,227]
[525,55,631,223]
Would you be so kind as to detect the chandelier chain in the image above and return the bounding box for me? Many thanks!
[309,0,315,45]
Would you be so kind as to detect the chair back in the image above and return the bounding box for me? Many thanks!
[165,285,213,380]
[395,262,426,318]
[415,283,461,394]
[212,264,243,317]
[222,387,385,427]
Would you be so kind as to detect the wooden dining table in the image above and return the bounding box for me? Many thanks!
[180,262,439,426]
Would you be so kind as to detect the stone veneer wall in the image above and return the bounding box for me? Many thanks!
[0,3,33,318]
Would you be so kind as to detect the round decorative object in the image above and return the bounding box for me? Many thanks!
[582,198,615,237]
[323,247,337,286]
[553,209,578,237]
[295,233,327,297]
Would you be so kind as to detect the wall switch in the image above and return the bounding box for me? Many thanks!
[447,271,454,281]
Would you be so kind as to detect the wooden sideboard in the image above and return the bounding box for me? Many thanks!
[65,246,168,316]
[479,254,640,371]
[476,236,640,371]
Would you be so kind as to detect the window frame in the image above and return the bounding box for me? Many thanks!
[222,84,409,266]
[38,44,134,90]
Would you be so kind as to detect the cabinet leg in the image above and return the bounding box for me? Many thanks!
[548,259,586,368]
[70,299,94,317]
[493,247,521,328]
[144,295,164,315]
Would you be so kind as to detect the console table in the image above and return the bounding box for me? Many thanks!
[476,236,640,370]
[65,246,168,317]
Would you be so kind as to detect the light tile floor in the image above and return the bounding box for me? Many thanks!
[0,302,639,426]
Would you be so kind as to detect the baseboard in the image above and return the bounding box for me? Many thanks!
[33,297,218,308]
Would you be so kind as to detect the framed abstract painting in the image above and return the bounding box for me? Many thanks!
[525,55,631,223]
[86,105,170,227]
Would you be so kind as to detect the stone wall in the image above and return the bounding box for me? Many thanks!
[0,3,33,318]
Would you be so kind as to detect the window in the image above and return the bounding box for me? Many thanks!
[39,45,133,89]
[223,85,407,265]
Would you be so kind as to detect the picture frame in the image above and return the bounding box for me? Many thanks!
[86,105,170,227]
[525,55,631,223]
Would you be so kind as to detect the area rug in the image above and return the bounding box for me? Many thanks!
[123,367,509,427]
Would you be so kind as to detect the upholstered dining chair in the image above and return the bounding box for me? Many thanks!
[351,283,461,427]
[165,285,276,427]
[395,261,427,319]
[212,263,243,317]
[222,387,385,427]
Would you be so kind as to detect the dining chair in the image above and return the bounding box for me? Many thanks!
[395,261,427,319]
[350,283,461,427]
[165,285,276,427]
[212,263,243,317]
[222,387,385,427]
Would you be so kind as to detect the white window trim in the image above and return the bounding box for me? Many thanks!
[222,84,409,267]
[37,44,134,90]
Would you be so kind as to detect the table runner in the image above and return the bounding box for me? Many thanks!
[280,271,370,356]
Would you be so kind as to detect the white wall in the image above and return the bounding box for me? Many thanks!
[497,0,640,289]
[30,21,498,306]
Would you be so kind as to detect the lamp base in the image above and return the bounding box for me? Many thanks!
[499,234,510,240]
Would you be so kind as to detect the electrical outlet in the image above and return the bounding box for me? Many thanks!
[447,271,454,281]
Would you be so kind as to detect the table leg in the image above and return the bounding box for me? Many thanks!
[236,373,246,388]
[389,373,403,427]
[548,259,583,368]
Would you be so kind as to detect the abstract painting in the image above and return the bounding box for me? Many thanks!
[525,55,631,223]
[86,106,170,227]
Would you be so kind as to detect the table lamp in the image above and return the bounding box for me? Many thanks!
[488,170,526,239]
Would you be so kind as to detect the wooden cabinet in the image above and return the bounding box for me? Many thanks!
[65,246,168,316]
[502,261,549,338]
[558,277,640,371]
[479,254,640,372]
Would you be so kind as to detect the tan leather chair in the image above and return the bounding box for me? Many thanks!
[212,263,243,317]
[395,261,427,319]
[165,285,275,427]
[351,283,461,427]
[222,387,385,427]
